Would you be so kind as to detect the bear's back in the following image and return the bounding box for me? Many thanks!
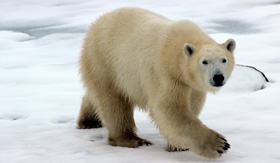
[80,7,213,108]
[81,8,175,107]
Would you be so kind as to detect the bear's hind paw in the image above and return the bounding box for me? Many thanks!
[77,118,102,129]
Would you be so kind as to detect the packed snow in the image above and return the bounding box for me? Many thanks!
[0,0,279,162]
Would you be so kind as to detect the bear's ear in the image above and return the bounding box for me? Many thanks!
[183,43,195,57]
[224,39,236,53]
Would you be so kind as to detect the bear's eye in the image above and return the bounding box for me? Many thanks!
[202,60,208,65]
[222,58,227,63]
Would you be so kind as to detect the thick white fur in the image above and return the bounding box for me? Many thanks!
[77,7,235,159]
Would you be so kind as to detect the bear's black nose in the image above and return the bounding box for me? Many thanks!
[213,74,224,87]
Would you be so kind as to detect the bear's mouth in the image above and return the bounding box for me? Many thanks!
[211,82,225,87]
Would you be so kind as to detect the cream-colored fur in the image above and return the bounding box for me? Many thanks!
[77,7,235,159]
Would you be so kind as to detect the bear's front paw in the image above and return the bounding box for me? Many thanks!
[109,136,152,148]
[166,143,189,152]
[194,129,230,159]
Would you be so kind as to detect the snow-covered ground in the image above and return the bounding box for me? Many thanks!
[0,0,279,162]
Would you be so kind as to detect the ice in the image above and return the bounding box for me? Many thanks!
[1,0,280,162]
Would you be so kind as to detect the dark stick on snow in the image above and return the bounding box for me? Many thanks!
[236,64,269,82]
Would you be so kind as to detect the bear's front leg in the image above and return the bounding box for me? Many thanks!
[149,99,230,159]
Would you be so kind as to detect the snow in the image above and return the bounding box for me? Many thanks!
[0,0,279,162]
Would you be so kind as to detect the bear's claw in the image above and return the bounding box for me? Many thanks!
[166,143,189,152]
[109,137,152,148]
[221,137,227,142]
[138,140,152,146]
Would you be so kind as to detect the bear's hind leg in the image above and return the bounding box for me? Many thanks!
[77,95,102,129]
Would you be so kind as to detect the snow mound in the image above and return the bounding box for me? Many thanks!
[221,64,268,93]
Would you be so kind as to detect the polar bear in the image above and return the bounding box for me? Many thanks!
[77,7,235,159]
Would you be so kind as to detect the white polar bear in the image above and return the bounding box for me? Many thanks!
[77,7,235,159]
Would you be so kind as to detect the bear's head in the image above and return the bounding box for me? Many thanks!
[182,39,236,93]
